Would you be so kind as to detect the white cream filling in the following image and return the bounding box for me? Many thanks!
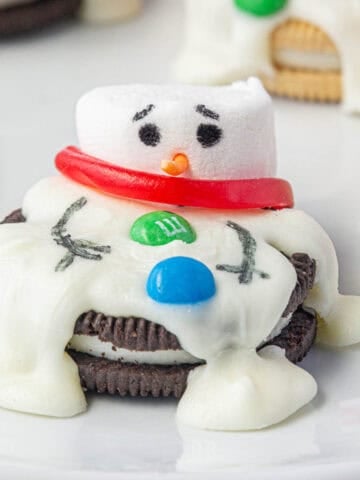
[274,49,341,72]
[69,313,293,364]
[68,334,201,365]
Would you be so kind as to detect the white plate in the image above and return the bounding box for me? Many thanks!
[1,345,360,480]
[0,0,360,478]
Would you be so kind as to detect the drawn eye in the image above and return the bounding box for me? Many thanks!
[197,123,223,148]
[139,123,161,147]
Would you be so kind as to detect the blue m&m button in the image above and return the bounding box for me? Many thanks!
[146,256,216,305]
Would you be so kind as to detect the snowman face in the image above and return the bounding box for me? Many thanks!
[76,79,276,180]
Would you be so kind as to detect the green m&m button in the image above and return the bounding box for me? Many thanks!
[234,0,288,17]
[130,211,196,246]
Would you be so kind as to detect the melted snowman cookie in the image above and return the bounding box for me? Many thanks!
[0,81,359,431]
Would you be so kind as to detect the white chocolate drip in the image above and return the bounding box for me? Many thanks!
[178,347,317,431]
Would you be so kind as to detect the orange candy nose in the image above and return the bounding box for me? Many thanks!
[161,153,189,177]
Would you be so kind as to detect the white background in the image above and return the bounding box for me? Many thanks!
[0,0,360,478]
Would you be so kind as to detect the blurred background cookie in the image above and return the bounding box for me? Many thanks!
[79,0,142,24]
[175,0,360,114]
[0,0,81,36]
[0,0,143,36]
[262,18,341,103]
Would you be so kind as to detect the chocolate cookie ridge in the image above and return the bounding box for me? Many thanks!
[69,350,195,399]
[74,313,181,351]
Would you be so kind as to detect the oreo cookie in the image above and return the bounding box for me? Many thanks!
[2,209,318,399]
[1,208,25,223]
[69,307,316,399]
[0,0,81,36]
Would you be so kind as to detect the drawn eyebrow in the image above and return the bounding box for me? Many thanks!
[195,104,220,121]
[132,104,155,122]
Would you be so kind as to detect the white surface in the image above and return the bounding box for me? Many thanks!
[0,0,360,478]
[1,347,360,480]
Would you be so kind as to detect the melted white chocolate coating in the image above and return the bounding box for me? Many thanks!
[176,0,360,113]
[0,176,358,429]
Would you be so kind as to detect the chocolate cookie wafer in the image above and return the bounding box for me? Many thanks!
[261,307,317,364]
[283,252,315,316]
[0,0,81,36]
[1,208,25,223]
[69,350,196,398]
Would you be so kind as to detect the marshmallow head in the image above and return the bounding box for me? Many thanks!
[76,79,276,180]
